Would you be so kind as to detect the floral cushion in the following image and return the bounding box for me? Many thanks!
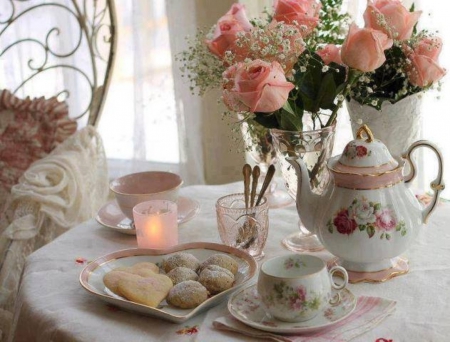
[0,89,77,213]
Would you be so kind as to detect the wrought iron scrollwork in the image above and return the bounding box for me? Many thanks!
[0,0,117,126]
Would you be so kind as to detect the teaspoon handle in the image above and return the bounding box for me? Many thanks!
[250,166,260,208]
[243,164,252,210]
[256,164,275,206]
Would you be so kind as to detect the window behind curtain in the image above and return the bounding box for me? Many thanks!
[99,0,179,179]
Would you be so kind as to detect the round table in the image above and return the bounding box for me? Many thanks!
[9,182,450,342]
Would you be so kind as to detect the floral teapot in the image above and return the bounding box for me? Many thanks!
[287,124,445,272]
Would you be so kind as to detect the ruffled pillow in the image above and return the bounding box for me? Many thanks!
[0,90,77,211]
[0,90,77,190]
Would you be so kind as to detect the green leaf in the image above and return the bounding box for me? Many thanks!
[367,226,375,238]
[380,233,385,240]
[316,72,337,110]
[358,225,365,231]
[374,203,381,211]
[396,225,401,232]
[327,220,333,234]
[401,229,407,236]
[308,297,321,310]
[253,113,279,128]
[276,105,303,131]
[386,233,391,240]
[282,101,296,115]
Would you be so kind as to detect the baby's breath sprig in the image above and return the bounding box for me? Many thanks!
[314,0,351,46]
[176,29,225,96]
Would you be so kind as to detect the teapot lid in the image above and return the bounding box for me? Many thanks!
[330,124,399,174]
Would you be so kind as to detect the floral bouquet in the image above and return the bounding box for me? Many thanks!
[179,0,351,132]
[179,0,445,131]
[346,0,446,109]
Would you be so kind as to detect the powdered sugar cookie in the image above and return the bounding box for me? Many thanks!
[162,252,200,273]
[166,280,208,309]
[167,267,198,285]
[200,254,239,275]
[198,265,234,294]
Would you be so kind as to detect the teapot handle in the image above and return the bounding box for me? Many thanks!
[403,140,445,224]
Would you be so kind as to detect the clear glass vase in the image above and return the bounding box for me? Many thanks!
[270,125,336,252]
[239,116,293,209]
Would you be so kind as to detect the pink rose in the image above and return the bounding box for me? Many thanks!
[405,37,446,87]
[356,145,368,157]
[273,0,321,37]
[316,44,342,65]
[333,208,357,235]
[341,23,393,72]
[222,60,294,113]
[375,207,397,231]
[222,63,249,112]
[205,4,253,59]
[225,3,253,32]
[364,0,421,40]
[291,285,306,310]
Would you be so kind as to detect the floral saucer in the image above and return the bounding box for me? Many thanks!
[228,284,356,334]
[327,256,409,284]
[96,197,200,235]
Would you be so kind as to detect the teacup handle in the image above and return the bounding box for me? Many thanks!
[328,266,348,306]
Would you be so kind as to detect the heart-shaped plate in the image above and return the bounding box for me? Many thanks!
[79,242,257,323]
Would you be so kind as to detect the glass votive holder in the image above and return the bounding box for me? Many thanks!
[216,193,269,260]
[133,200,178,249]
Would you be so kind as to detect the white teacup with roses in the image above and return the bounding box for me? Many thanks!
[257,254,349,323]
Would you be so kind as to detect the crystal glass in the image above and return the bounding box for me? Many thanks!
[239,116,293,209]
[270,125,336,252]
[216,193,269,260]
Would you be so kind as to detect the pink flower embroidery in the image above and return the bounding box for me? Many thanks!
[176,325,199,335]
[334,208,357,235]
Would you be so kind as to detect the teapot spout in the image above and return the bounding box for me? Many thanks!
[286,156,323,234]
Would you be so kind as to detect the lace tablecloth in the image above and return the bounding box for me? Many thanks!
[9,182,450,342]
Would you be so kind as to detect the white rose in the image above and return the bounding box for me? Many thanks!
[350,199,376,225]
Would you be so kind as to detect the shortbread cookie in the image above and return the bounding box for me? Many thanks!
[167,267,198,285]
[166,280,208,309]
[103,270,130,295]
[200,254,239,275]
[198,265,234,294]
[130,262,160,274]
[114,262,159,277]
[162,252,200,273]
[117,273,173,307]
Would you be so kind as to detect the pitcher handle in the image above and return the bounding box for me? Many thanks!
[402,140,445,224]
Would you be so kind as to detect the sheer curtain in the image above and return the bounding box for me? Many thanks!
[166,0,245,185]
[99,0,245,185]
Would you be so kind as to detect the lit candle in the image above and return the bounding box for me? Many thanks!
[133,200,178,249]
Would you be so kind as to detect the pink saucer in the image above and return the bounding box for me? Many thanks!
[327,257,409,284]
[95,197,200,235]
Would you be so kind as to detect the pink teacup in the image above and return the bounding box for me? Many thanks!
[110,171,183,219]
